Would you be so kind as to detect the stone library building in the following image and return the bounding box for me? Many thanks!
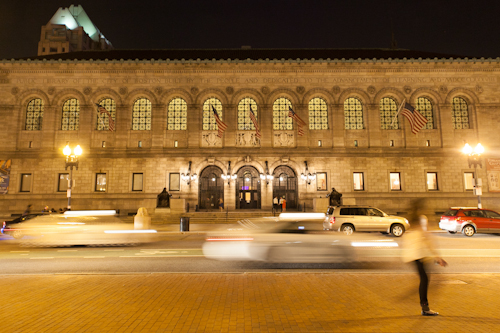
[1,46,500,216]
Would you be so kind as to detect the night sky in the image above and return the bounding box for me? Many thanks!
[1,0,499,60]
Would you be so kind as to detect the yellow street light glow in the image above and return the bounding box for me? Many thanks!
[74,145,83,156]
[462,143,472,155]
[475,143,484,154]
[63,145,71,156]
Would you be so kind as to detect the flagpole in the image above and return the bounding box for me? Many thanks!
[95,104,106,129]
[390,98,405,128]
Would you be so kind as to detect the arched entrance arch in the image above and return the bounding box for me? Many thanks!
[199,166,224,210]
[235,166,261,209]
[272,165,297,209]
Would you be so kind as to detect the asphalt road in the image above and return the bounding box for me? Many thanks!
[1,232,499,274]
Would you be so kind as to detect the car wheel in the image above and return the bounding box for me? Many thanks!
[11,230,23,239]
[448,231,457,234]
[341,224,354,236]
[390,224,404,237]
[462,225,475,237]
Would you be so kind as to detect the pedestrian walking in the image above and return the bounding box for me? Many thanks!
[218,198,224,212]
[278,197,283,212]
[403,199,447,316]
[22,204,32,216]
[273,196,279,212]
[282,196,286,212]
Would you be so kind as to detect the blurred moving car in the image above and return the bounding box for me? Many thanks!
[203,218,401,263]
[2,213,45,238]
[323,205,410,237]
[439,207,500,237]
[2,210,156,246]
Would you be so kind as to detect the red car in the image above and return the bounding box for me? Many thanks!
[439,207,500,237]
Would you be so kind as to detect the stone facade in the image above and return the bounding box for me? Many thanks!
[1,53,500,215]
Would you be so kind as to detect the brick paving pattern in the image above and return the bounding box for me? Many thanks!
[1,273,499,332]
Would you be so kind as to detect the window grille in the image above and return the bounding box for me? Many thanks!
[452,97,469,129]
[379,97,398,129]
[237,97,258,130]
[272,97,293,130]
[132,98,152,131]
[202,98,223,131]
[308,97,328,130]
[167,98,187,130]
[25,99,44,131]
[344,97,363,129]
[61,98,80,131]
[415,97,434,129]
[97,98,116,131]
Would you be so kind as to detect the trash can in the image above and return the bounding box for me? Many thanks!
[180,217,190,232]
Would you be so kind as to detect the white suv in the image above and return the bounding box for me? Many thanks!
[323,205,410,237]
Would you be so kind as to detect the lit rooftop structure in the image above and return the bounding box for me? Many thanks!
[37,4,113,56]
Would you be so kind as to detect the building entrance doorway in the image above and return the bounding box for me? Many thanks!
[199,166,224,210]
[272,165,297,210]
[235,166,261,209]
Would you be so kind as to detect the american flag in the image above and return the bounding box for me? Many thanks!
[288,106,306,136]
[249,108,261,139]
[211,105,227,138]
[401,102,428,134]
[96,103,115,132]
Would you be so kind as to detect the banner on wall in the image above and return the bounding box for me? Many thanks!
[0,160,12,194]
[486,158,500,192]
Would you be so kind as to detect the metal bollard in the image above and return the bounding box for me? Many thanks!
[180,217,190,232]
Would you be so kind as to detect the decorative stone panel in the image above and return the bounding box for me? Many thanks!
[273,131,295,147]
[235,131,260,147]
[201,131,223,147]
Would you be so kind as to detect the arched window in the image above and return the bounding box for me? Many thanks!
[415,97,434,129]
[97,98,116,131]
[61,98,80,131]
[25,98,44,131]
[272,97,293,130]
[344,97,363,129]
[452,97,469,129]
[132,98,152,131]
[379,97,399,130]
[308,97,328,130]
[237,97,258,130]
[202,97,223,131]
[167,97,187,130]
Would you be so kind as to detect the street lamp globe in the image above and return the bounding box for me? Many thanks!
[74,145,83,156]
[462,143,472,155]
[63,145,72,156]
[475,143,484,154]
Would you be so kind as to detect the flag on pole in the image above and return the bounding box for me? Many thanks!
[248,108,261,139]
[211,105,227,138]
[95,103,115,132]
[288,106,306,136]
[401,102,428,134]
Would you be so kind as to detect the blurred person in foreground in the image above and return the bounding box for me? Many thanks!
[403,199,447,316]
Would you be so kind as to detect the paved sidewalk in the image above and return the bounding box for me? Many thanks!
[1,272,498,332]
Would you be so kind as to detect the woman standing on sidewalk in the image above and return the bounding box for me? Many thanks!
[403,199,447,316]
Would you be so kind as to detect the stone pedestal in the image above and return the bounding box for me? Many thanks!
[134,207,151,229]
[170,199,186,214]
[313,198,330,213]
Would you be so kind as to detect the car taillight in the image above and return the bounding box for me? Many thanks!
[330,216,335,224]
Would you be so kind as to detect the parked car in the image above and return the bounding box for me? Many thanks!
[439,207,500,236]
[323,205,410,237]
[203,219,401,263]
[2,213,45,239]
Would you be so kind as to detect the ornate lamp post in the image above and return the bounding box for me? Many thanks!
[300,161,316,185]
[63,144,82,210]
[462,143,484,208]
